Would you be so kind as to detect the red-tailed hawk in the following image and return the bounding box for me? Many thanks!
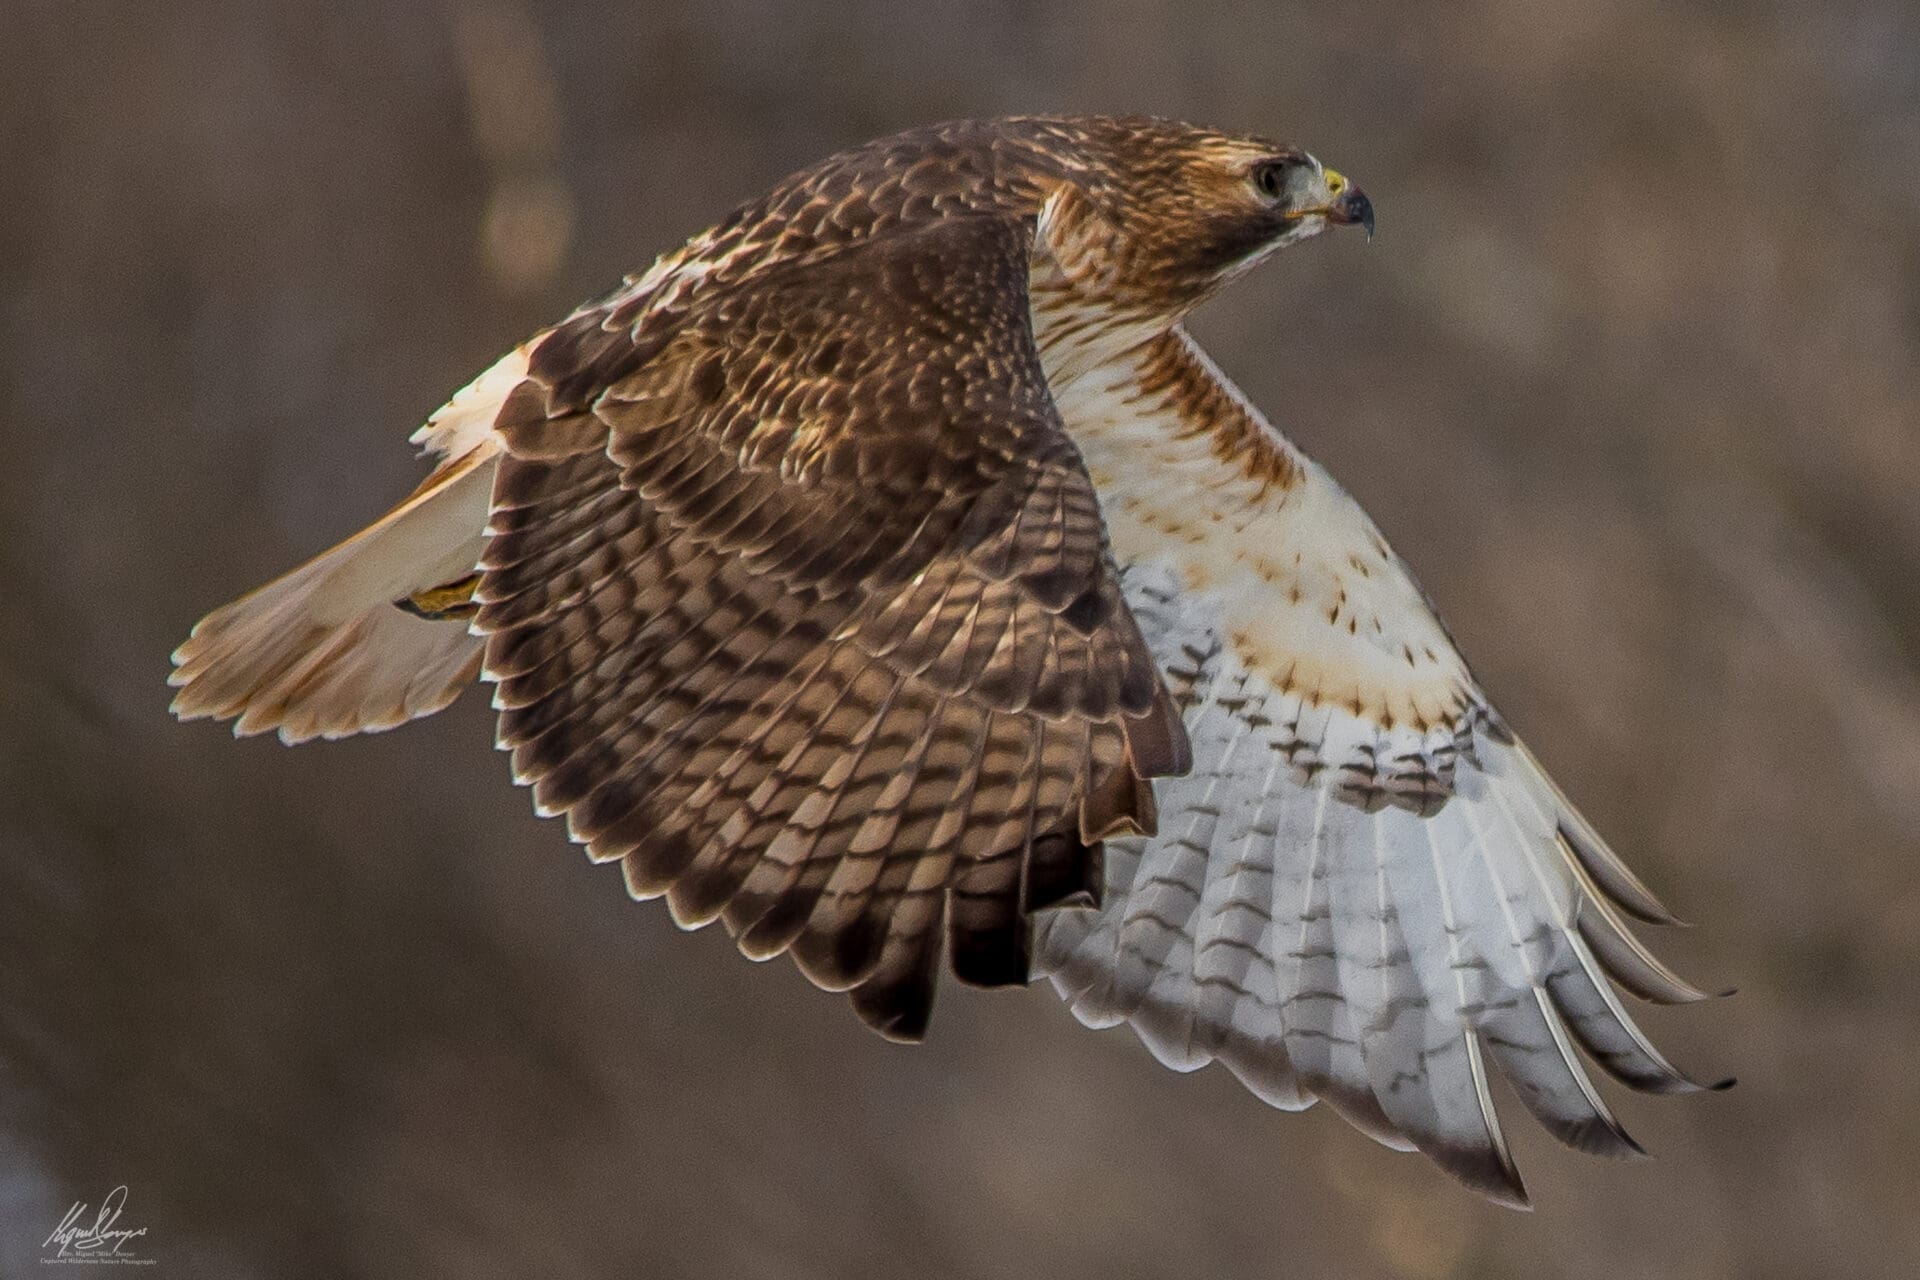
[170,116,1722,1207]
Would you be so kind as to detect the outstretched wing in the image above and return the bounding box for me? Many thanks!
[1034,328,1723,1207]
[477,215,1187,1041]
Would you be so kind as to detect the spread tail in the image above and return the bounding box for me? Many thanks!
[169,449,497,744]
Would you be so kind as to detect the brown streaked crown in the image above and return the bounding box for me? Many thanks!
[585,116,1322,341]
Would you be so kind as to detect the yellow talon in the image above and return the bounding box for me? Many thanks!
[397,573,481,621]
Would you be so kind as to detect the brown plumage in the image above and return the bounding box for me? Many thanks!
[476,211,1183,1037]
[172,116,1720,1206]
[173,116,1271,1037]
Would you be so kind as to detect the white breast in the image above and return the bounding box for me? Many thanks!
[1037,322,1475,734]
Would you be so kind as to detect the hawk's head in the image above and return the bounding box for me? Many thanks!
[1020,116,1372,316]
[708,115,1368,333]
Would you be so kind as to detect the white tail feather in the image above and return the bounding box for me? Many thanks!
[171,342,537,744]
[169,449,499,744]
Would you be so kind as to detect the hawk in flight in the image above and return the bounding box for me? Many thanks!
[170,116,1722,1207]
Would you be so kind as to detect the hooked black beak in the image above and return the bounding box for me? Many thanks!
[1329,187,1374,241]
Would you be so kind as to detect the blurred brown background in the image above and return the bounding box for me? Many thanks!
[3,1,1917,1276]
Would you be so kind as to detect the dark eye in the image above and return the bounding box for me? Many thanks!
[1253,159,1292,200]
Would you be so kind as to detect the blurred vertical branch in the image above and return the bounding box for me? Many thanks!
[449,0,576,294]
[1667,471,1920,846]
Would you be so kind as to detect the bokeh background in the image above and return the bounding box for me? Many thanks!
[4,2,1917,1276]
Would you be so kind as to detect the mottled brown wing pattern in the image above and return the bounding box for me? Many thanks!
[474,215,1187,1040]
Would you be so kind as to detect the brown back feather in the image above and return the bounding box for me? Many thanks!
[475,213,1186,1039]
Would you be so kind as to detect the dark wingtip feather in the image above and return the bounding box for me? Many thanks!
[1551,1112,1647,1160]
[1443,1150,1533,1212]
[1575,908,1717,1005]
[1024,832,1102,913]
[1411,1128,1534,1210]
[849,968,938,1043]
[1555,825,1684,926]
[792,913,888,993]
[947,910,1032,988]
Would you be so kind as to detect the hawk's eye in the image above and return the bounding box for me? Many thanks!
[1252,159,1293,200]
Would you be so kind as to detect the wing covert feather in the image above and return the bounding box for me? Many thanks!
[475,213,1186,1039]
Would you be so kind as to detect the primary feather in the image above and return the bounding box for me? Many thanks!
[1032,327,1721,1208]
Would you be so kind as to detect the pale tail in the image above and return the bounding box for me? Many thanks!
[168,450,495,743]
[167,344,538,743]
